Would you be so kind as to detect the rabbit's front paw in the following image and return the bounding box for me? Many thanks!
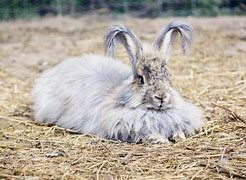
[145,134,170,144]
[171,131,186,143]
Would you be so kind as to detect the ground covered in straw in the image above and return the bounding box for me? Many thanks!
[0,16,245,179]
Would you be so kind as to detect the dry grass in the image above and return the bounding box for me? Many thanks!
[0,15,245,179]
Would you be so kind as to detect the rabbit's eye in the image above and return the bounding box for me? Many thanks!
[137,75,145,84]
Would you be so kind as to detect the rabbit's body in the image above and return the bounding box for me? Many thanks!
[32,22,205,143]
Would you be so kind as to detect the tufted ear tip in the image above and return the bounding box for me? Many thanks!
[103,24,143,75]
[104,24,129,57]
[153,21,193,61]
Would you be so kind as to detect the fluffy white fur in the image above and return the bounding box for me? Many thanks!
[32,54,204,143]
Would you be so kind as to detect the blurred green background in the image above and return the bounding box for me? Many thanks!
[0,0,245,20]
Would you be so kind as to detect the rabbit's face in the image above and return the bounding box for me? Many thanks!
[134,53,173,111]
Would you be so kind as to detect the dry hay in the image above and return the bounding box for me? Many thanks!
[0,15,245,179]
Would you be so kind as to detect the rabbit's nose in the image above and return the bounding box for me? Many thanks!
[154,95,163,101]
[154,94,166,103]
[155,94,170,105]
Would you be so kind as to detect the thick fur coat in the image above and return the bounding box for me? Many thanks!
[32,22,205,143]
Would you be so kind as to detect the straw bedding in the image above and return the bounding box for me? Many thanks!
[0,16,245,179]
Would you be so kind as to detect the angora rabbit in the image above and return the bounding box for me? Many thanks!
[32,21,204,143]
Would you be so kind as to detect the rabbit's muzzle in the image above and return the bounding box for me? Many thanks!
[151,92,172,110]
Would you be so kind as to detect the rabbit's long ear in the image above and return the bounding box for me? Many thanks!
[153,21,192,62]
[104,24,142,76]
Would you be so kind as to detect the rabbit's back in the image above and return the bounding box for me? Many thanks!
[32,54,131,129]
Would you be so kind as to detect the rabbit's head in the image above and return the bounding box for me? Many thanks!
[104,21,192,111]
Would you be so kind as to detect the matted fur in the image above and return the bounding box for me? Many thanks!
[32,21,204,143]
